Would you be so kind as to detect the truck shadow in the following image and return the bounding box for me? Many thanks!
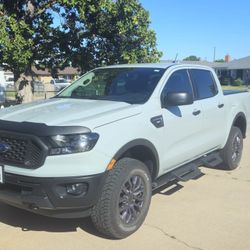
[153,181,184,195]
[0,171,206,236]
[0,202,103,237]
[0,184,185,236]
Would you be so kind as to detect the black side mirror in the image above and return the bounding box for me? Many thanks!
[162,92,193,108]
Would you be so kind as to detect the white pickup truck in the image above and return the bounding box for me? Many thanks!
[0,63,249,239]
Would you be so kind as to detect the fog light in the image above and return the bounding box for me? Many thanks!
[66,183,88,196]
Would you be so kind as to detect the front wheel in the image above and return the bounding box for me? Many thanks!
[91,158,152,239]
[220,126,243,170]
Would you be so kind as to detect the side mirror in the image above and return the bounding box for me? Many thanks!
[162,92,193,108]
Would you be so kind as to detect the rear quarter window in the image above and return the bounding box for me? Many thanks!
[190,69,218,100]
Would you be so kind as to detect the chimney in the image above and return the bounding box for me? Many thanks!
[225,54,231,62]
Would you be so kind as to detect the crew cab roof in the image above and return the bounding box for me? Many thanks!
[101,63,213,70]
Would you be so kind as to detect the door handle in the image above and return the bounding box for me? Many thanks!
[192,109,201,116]
[218,103,224,108]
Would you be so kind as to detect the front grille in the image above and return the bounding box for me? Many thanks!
[0,133,48,169]
[0,136,28,164]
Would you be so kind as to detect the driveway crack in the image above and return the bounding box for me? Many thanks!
[144,223,203,250]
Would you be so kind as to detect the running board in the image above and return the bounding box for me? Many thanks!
[171,166,202,182]
[152,163,203,191]
[152,152,222,191]
[200,152,223,168]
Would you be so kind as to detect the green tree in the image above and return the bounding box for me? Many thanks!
[0,0,65,103]
[215,59,225,63]
[56,0,162,73]
[0,0,162,103]
[183,55,201,61]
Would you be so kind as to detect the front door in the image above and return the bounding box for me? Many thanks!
[159,69,203,175]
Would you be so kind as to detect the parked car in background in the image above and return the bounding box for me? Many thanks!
[5,77,15,90]
[0,70,5,88]
[0,74,14,89]
[0,85,6,105]
[50,78,71,91]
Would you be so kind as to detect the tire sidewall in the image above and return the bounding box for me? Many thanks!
[109,159,152,237]
[223,127,243,170]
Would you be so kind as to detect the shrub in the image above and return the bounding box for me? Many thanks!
[220,77,232,85]
[233,78,243,86]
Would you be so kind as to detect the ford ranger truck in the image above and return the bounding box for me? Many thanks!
[0,63,249,239]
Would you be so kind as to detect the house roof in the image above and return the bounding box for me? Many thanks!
[227,56,250,70]
[0,68,14,75]
[161,56,250,70]
[0,67,13,73]
[32,67,79,76]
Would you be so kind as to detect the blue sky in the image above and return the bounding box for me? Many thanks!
[140,0,250,61]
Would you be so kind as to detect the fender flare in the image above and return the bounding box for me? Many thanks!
[113,139,160,179]
[232,112,247,138]
[223,112,247,148]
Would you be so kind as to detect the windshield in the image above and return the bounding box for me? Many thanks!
[56,67,165,104]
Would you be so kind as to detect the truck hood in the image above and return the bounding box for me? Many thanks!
[0,98,141,129]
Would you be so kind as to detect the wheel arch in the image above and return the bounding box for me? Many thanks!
[232,112,247,138]
[113,139,159,180]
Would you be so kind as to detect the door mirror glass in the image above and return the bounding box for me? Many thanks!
[162,92,193,107]
[161,70,194,108]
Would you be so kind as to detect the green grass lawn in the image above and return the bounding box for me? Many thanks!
[222,85,249,91]
[5,91,16,99]
[5,90,47,101]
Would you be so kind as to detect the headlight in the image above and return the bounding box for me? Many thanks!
[49,133,99,155]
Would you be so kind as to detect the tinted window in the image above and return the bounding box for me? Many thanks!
[190,69,218,99]
[163,69,193,95]
[57,68,165,104]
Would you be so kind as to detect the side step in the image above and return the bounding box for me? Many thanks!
[201,152,223,168]
[152,163,203,191]
[171,165,203,182]
[152,152,222,191]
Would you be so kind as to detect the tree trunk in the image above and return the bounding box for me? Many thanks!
[14,68,34,104]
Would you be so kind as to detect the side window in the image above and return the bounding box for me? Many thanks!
[190,69,218,99]
[162,69,193,95]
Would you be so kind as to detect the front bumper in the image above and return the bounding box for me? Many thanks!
[0,172,107,218]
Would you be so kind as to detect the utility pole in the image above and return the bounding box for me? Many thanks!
[213,47,216,62]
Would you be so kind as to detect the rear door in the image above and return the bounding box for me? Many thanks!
[189,69,227,150]
[160,69,204,174]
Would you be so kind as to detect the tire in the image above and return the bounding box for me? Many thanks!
[220,126,243,170]
[91,157,152,239]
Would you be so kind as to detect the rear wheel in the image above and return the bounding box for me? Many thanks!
[220,126,243,170]
[91,158,152,239]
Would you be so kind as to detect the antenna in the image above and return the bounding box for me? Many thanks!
[173,53,178,63]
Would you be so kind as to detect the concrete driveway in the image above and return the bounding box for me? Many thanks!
[0,138,250,250]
